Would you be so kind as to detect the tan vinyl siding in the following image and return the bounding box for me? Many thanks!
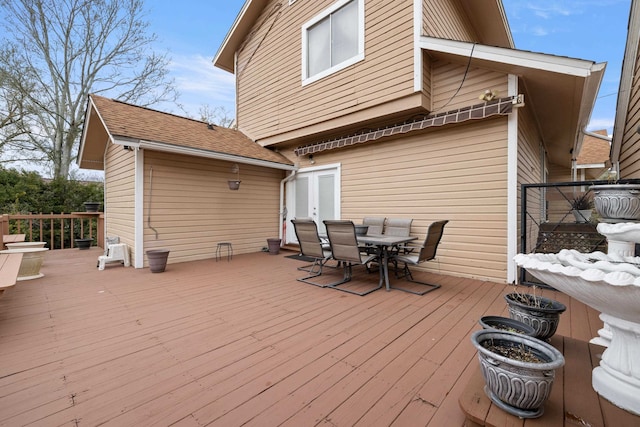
[430,60,508,112]
[284,118,509,282]
[104,143,136,260]
[620,48,640,178]
[142,151,284,267]
[516,105,544,253]
[422,52,432,108]
[423,0,475,41]
[237,0,416,143]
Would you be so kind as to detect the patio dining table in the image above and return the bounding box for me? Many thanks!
[356,234,417,291]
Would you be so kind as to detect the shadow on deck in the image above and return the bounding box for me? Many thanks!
[0,248,636,426]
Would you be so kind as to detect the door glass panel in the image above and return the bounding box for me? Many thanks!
[295,177,310,219]
[317,174,335,235]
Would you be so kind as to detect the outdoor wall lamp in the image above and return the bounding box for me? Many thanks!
[228,163,241,190]
[308,154,315,164]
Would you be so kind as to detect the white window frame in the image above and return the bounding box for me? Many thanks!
[301,0,365,86]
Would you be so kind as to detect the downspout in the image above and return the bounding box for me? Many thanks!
[279,170,297,243]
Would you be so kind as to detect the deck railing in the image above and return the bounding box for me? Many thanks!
[0,213,104,250]
[520,178,640,287]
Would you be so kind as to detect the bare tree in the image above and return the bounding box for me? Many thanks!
[0,0,178,179]
[198,104,235,128]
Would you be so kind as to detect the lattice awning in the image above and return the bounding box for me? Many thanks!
[294,96,516,157]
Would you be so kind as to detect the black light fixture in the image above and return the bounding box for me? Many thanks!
[308,154,315,164]
[228,163,241,190]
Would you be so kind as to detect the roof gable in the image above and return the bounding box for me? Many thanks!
[77,95,294,170]
[213,0,512,74]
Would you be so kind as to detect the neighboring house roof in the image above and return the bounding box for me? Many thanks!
[577,129,610,167]
[213,0,514,73]
[77,95,294,171]
[420,37,605,168]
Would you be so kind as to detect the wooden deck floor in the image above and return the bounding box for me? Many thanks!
[0,248,614,426]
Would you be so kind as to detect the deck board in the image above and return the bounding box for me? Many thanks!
[0,248,634,426]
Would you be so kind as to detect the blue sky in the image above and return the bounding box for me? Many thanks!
[148,0,631,135]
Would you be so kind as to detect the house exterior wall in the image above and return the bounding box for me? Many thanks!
[430,60,508,111]
[516,104,545,253]
[104,142,136,261]
[619,47,640,178]
[236,0,417,143]
[142,151,284,267]
[283,117,510,283]
[423,0,475,41]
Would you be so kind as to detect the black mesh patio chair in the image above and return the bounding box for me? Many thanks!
[291,219,333,287]
[391,220,449,295]
[323,220,382,296]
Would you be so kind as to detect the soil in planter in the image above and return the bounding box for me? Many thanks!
[510,293,554,309]
[482,340,547,363]
[491,324,530,334]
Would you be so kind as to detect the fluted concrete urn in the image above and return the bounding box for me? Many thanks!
[590,184,640,222]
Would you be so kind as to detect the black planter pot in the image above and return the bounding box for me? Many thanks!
[478,315,536,336]
[76,238,93,250]
[83,202,101,212]
[471,329,564,418]
[504,293,566,340]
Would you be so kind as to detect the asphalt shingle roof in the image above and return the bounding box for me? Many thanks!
[90,95,292,166]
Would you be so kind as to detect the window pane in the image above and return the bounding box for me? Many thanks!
[308,18,330,76]
[331,0,358,66]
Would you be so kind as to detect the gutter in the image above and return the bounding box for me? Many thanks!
[113,138,296,171]
[582,128,612,142]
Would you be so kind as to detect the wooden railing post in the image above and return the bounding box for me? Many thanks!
[97,214,104,248]
[0,215,7,250]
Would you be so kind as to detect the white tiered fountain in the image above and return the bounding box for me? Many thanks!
[514,222,640,416]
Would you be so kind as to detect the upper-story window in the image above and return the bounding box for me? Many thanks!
[302,0,364,85]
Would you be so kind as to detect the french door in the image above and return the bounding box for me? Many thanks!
[287,165,340,242]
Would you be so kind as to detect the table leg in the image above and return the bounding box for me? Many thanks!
[382,246,391,291]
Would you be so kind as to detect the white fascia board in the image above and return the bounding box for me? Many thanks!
[114,138,297,171]
[413,0,422,92]
[419,36,601,77]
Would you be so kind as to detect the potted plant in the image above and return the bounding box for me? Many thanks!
[590,183,640,222]
[75,238,93,250]
[83,201,101,212]
[478,315,536,336]
[471,329,564,418]
[504,290,566,340]
[569,193,593,223]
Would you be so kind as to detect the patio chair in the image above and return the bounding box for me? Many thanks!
[391,220,448,295]
[291,219,333,287]
[363,217,385,235]
[383,217,414,253]
[383,218,413,236]
[323,220,382,296]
